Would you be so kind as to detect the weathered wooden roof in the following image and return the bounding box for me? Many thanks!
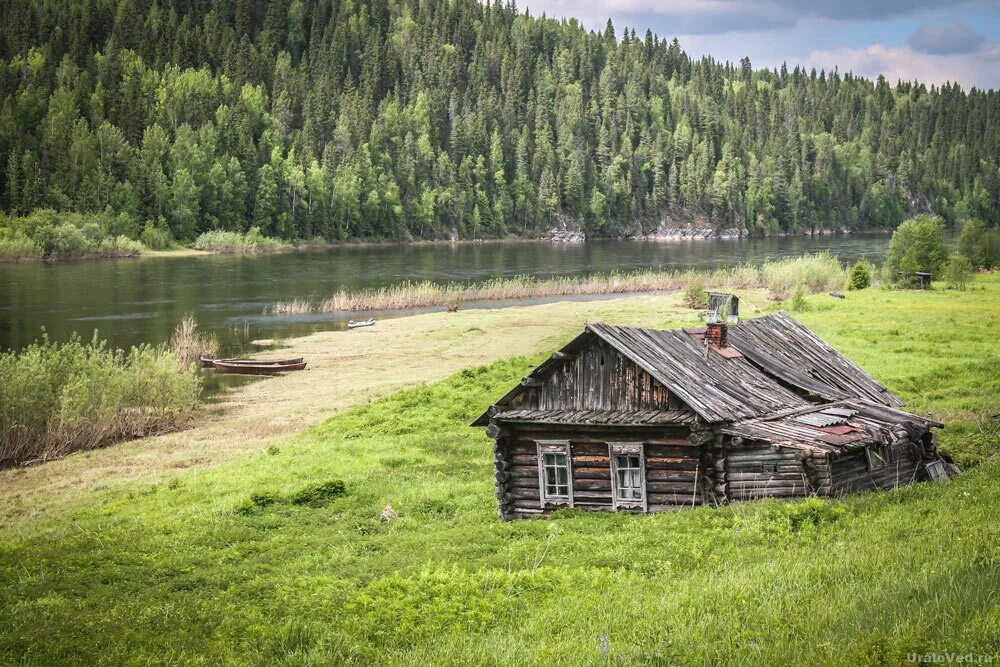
[494,409,697,426]
[728,312,904,407]
[720,400,941,455]
[587,322,808,422]
[473,312,914,427]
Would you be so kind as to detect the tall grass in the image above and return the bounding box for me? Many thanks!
[267,254,849,314]
[0,334,201,466]
[169,315,220,367]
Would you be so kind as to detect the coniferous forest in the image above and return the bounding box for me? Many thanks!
[1,0,998,244]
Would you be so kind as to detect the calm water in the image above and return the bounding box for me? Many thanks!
[0,234,890,355]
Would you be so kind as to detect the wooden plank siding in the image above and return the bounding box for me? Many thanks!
[719,444,812,501]
[507,338,673,413]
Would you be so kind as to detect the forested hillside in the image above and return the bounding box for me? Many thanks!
[1,0,998,243]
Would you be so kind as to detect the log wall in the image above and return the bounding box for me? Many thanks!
[829,438,926,495]
[716,442,812,501]
[493,423,704,520]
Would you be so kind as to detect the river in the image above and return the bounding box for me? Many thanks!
[0,234,890,355]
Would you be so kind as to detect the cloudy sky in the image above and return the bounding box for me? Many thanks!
[524,0,1000,90]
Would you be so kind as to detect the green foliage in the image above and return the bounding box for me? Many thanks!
[289,479,347,507]
[139,220,173,250]
[789,282,809,312]
[1,1,997,243]
[884,216,949,285]
[957,219,1000,270]
[0,333,200,465]
[0,209,145,260]
[193,227,282,253]
[847,259,873,290]
[760,253,847,297]
[943,252,972,290]
[683,281,708,309]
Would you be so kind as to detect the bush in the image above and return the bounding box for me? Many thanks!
[0,230,42,260]
[789,283,808,312]
[683,281,708,309]
[1,209,146,260]
[0,333,201,466]
[943,252,972,290]
[884,216,948,285]
[140,220,173,250]
[194,227,282,253]
[847,260,872,290]
[957,218,999,270]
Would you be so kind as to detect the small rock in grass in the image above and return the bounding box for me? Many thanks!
[380,505,398,522]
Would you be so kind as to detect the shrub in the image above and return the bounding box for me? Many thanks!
[140,220,173,250]
[194,227,282,253]
[290,479,346,507]
[884,216,948,285]
[682,281,708,309]
[0,231,41,260]
[0,333,201,466]
[958,219,988,269]
[789,283,808,312]
[847,260,872,290]
[943,252,972,290]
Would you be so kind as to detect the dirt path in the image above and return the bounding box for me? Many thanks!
[2,292,713,518]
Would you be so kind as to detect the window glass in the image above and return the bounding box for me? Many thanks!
[543,452,570,497]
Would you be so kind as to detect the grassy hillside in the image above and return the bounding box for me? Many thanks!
[1,277,999,665]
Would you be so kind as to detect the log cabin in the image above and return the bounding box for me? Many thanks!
[473,306,952,520]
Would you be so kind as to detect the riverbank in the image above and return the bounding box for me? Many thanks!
[1,276,998,664]
[269,254,848,313]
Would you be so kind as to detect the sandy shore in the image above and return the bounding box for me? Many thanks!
[2,290,778,518]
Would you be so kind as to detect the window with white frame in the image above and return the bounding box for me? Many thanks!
[610,443,646,510]
[536,441,572,505]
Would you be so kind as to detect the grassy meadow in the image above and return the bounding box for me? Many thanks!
[1,276,999,665]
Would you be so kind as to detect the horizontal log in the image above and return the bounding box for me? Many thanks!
[573,491,612,501]
[506,487,540,500]
[573,467,611,480]
[508,465,537,478]
[646,470,698,483]
[574,480,611,493]
[726,473,807,482]
[648,494,703,506]
[728,489,808,499]
[572,454,610,465]
[646,461,702,479]
[509,477,539,489]
[512,499,543,509]
[647,481,698,494]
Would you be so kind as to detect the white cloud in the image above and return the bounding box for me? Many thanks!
[803,43,1000,89]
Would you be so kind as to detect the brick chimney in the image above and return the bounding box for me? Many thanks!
[705,321,728,348]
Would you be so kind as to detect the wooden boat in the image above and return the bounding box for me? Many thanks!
[201,356,303,369]
[212,359,307,375]
[348,318,376,329]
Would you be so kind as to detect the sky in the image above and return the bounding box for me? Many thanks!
[523,0,1000,90]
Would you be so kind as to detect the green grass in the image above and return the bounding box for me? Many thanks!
[1,277,999,665]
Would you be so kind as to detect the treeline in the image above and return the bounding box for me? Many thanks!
[1,0,998,244]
